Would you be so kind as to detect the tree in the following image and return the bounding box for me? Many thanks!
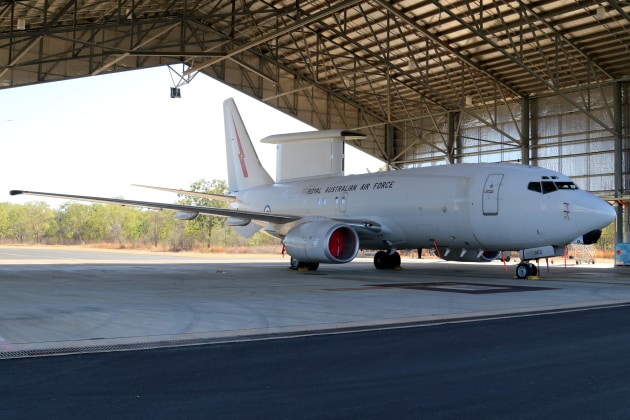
[0,177,280,250]
[120,207,151,245]
[56,202,89,243]
[598,222,615,253]
[0,203,22,242]
[178,179,229,248]
[0,203,12,241]
[83,204,112,242]
[21,202,54,244]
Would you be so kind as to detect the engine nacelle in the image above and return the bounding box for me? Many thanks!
[174,211,198,220]
[438,248,503,263]
[283,221,359,264]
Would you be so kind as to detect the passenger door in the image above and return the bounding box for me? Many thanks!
[482,174,503,215]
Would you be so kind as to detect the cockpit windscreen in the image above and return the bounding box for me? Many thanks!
[528,181,579,194]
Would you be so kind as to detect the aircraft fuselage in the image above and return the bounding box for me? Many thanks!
[235,163,614,254]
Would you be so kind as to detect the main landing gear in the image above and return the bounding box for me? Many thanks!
[373,251,401,269]
[289,256,319,271]
[515,261,538,279]
[289,251,402,271]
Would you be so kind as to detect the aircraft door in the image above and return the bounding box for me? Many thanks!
[482,174,503,215]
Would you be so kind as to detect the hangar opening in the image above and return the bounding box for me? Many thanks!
[1,1,629,240]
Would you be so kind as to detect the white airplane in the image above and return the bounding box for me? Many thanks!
[11,98,616,279]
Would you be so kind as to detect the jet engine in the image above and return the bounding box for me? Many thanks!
[438,248,503,263]
[283,221,359,264]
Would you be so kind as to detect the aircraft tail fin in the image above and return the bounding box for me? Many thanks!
[223,98,274,192]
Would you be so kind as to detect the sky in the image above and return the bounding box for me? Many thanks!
[0,66,383,207]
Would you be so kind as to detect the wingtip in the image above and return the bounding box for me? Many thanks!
[9,190,24,196]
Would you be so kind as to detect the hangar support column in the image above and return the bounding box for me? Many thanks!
[521,96,530,166]
[447,111,460,164]
[385,123,395,166]
[614,81,626,243]
[625,82,630,244]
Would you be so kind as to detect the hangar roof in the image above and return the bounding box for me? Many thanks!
[1,1,629,166]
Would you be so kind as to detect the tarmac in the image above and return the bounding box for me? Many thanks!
[1,246,630,359]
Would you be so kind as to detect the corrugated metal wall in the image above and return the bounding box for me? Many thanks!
[400,82,628,199]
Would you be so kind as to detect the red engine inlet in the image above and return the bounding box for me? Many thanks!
[283,221,359,264]
[328,229,346,258]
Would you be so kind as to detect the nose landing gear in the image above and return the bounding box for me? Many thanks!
[515,262,538,279]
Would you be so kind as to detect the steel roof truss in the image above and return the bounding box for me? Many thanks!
[428,0,616,136]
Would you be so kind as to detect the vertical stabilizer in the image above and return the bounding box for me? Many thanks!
[223,98,274,192]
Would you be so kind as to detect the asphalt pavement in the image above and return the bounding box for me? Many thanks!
[2,305,630,419]
[1,246,630,418]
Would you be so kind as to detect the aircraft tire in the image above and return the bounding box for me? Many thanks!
[391,252,401,268]
[374,251,401,269]
[305,262,319,271]
[290,256,301,270]
[374,251,389,269]
[515,262,536,279]
[290,257,319,271]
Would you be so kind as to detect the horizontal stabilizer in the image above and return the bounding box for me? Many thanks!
[132,184,237,203]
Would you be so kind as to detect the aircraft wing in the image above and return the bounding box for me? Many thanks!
[9,190,300,224]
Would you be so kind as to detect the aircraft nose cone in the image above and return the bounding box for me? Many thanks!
[583,196,616,231]
[599,200,616,225]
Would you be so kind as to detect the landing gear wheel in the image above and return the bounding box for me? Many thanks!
[374,251,401,269]
[373,251,389,269]
[305,262,319,271]
[515,262,537,279]
[391,252,401,268]
[290,256,301,270]
[289,257,319,271]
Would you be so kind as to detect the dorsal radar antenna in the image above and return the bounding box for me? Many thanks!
[168,63,199,98]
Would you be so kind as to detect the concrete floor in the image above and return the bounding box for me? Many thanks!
[1,246,629,358]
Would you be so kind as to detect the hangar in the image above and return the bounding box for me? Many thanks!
[1,1,629,237]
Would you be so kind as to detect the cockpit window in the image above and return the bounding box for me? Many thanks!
[542,181,557,194]
[555,181,579,190]
[528,182,542,193]
[529,180,579,194]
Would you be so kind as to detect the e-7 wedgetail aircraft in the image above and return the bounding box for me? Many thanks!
[11,98,615,279]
